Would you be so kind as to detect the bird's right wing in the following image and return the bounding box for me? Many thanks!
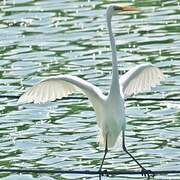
[18,75,104,104]
[119,63,164,98]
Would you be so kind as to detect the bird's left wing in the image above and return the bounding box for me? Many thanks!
[18,75,104,104]
[119,63,164,98]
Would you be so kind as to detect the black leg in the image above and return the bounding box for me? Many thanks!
[99,134,108,180]
[122,131,153,178]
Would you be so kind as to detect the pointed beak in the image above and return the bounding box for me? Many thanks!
[114,5,139,12]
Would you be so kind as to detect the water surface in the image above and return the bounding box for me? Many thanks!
[0,0,180,179]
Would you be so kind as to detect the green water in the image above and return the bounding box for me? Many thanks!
[0,0,180,179]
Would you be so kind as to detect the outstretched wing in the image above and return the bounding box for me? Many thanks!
[18,75,104,104]
[119,63,164,98]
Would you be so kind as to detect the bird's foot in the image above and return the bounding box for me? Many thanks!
[99,169,109,177]
[141,168,154,179]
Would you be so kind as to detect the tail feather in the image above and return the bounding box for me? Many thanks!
[98,130,121,148]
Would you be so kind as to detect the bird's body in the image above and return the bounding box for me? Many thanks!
[19,73,126,148]
[18,5,164,178]
[100,94,125,148]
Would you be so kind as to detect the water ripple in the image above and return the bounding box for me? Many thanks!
[0,0,179,179]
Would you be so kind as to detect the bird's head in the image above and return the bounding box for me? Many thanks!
[107,5,138,18]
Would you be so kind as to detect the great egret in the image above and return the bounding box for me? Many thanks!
[18,5,164,179]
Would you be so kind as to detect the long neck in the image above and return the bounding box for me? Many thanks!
[107,10,120,97]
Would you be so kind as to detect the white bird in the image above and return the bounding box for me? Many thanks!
[18,5,164,179]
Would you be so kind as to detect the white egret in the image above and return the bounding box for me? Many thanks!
[18,5,164,179]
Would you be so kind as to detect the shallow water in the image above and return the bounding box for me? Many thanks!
[0,0,180,179]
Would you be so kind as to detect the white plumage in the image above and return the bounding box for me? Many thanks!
[18,64,164,148]
[18,6,164,149]
[120,63,164,98]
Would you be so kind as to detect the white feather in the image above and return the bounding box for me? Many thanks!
[18,6,165,150]
[120,63,164,98]
[18,75,105,105]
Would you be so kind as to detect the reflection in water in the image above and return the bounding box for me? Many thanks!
[0,0,179,179]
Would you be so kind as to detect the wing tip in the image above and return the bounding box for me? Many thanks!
[18,95,33,104]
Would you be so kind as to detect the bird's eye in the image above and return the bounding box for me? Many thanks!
[114,6,121,11]
[114,5,138,12]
